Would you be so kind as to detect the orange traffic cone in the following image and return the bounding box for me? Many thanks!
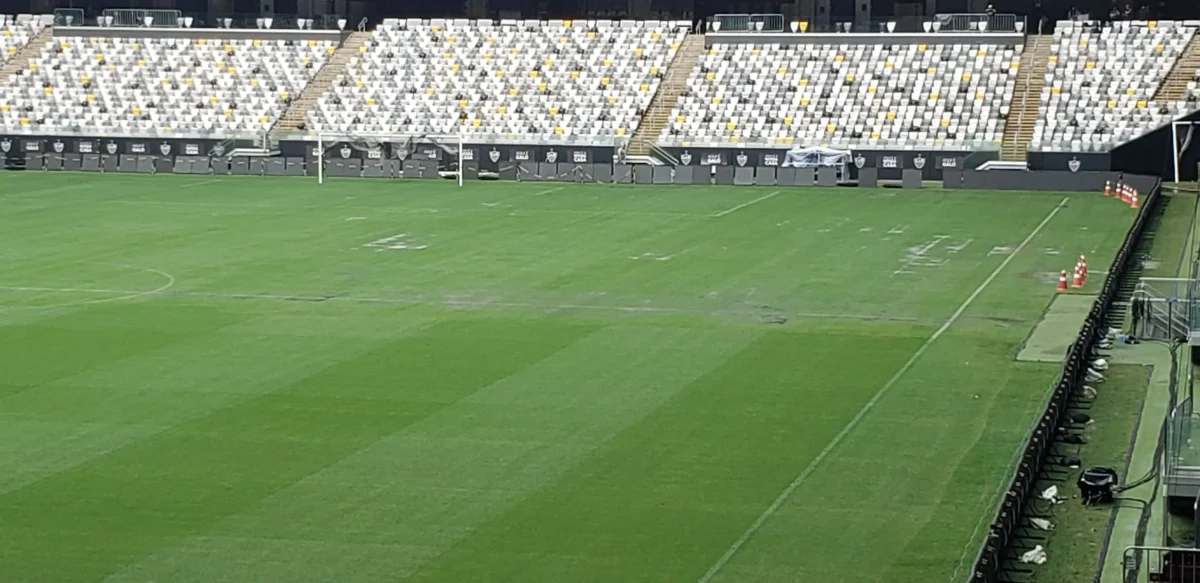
[1071,267,1084,289]
[1078,255,1088,278]
[1058,270,1069,292]
[1119,185,1128,204]
[1104,181,1112,197]
[1131,190,1139,209]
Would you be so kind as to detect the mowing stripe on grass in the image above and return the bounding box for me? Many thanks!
[711,191,780,217]
[697,196,1070,583]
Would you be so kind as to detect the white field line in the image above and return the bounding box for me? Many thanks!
[178,179,224,188]
[696,196,1070,583]
[534,186,567,196]
[0,285,946,323]
[0,269,175,313]
[712,191,781,218]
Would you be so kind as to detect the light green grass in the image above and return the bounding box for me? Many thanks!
[0,174,1138,582]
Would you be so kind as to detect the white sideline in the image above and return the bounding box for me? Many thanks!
[696,196,1071,583]
[712,191,780,217]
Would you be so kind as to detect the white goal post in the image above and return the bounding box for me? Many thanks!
[313,130,466,186]
[1170,120,1200,184]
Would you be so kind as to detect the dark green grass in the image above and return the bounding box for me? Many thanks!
[1024,365,1151,583]
[0,173,1138,582]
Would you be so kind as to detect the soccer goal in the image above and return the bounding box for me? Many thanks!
[312,131,465,185]
[1170,120,1200,184]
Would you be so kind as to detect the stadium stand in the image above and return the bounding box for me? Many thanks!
[0,32,335,135]
[303,18,688,140]
[0,15,46,66]
[657,40,1022,150]
[1031,20,1196,152]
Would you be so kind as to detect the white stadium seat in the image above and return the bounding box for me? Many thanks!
[1031,20,1195,152]
[659,41,1020,150]
[306,19,687,141]
[0,33,336,135]
[0,14,46,65]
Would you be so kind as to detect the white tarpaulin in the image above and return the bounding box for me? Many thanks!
[783,146,852,168]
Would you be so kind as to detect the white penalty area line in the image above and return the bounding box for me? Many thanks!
[696,196,1070,583]
[711,191,780,218]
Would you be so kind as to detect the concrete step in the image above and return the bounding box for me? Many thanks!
[274,31,370,133]
[1154,34,1200,101]
[999,35,1053,162]
[0,26,53,84]
[628,32,704,156]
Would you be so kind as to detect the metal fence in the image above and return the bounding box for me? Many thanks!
[1190,256,1200,340]
[1132,278,1192,341]
[1125,546,1200,583]
[100,9,182,28]
[708,12,1023,34]
[52,8,84,27]
[935,13,1022,33]
[711,14,785,33]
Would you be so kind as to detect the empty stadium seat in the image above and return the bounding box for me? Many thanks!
[0,33,335,135]
[306,19,687,140]
[0,14,46,65]
[1031,20,1195,152]
[659,41,1020,149]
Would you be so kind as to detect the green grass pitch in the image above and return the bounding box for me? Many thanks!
[0,172,1135,582]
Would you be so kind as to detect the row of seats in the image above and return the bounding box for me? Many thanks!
[1032,20,1196,152]
[661,42,1019,149]
[0,35,334,135]
[0,15,46,65]
[308,19,686,140]
[2,17,1200,151]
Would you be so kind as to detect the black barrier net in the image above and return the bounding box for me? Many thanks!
[968,177,1162,583]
